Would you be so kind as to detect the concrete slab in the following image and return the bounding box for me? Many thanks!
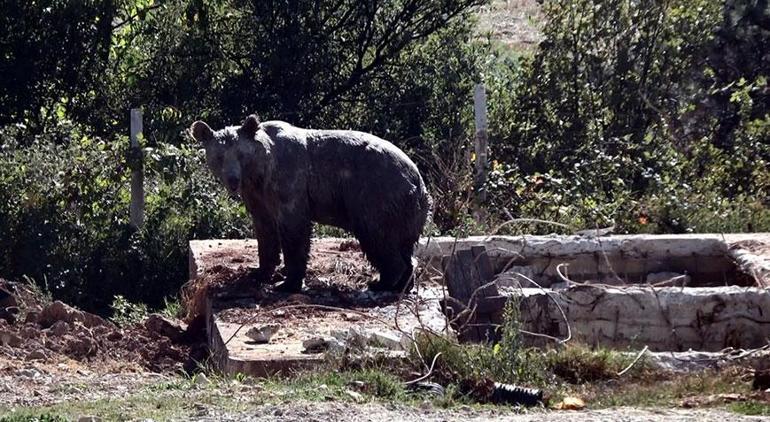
[206,286,449,377]
[417,233,770,287]
[514,285,770,352]
[190,238,449,377]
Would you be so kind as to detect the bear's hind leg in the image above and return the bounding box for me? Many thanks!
[392,243,417,293]
[364,244,409,292]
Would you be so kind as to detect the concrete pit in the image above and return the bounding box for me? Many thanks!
[189,233,770,375]
[420,234,770,352]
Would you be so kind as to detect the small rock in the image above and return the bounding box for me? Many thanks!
[0,308,15,324]
[345,389,364,402]
[245,323,281,344]
[18,324,39,339]
[63,335,98,357]
[77,416,102,422]
[0,283,17,308]
[49,320,70,336]
[24,309,41,324]
[106,330,123,341]
[144,314,186,343]
[368,330,405,351]
[39,300,112,329]
[272,408,284,417]
[554,396,586,410]
[25,349,47,361]
[16,368,39,378]
[0,330,21,347]
[194,373,211,387]
[646,272,691,286]
[342,312,362,322]
[272,309,287,318]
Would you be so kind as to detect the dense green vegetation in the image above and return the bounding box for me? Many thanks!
[0,0,767,312]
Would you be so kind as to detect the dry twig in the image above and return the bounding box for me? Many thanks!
[405,352,443,385]
[617,345,649,376]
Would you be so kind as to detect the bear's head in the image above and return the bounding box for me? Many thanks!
[190,114,265,196]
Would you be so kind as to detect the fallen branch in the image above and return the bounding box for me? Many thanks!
[405,352,442,385]
[555,263,572,285]
[514,272,572,344]
[618,345,649,376]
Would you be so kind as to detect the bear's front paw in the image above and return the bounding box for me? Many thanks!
[366,279,393,292]
[273,279,303,293]
[249,267,277,284]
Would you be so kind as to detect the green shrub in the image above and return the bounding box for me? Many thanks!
[480,0,769,233]
[0,124,250,313]
[0,413,68,422]
[110,295,149,327]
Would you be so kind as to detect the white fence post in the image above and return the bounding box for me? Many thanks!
[473,83,488,222]
[129,108,144,229]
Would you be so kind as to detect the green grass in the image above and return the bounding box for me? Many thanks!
[1,362,762,420]
[160,296,184,319]
[0,414,67,422]
[728,401,770,416]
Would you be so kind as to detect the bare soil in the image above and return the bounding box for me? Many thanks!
[476,0,544,50]
[0,280,203,380]
[200,401,765,421]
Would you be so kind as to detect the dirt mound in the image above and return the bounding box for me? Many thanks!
[0,279,205,373]
[182,239,377,322]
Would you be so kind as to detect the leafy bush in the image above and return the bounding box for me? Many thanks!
[480,0,769,233]
[0,1,112,130]
[110,295,149,327]
[0,125,250,313]
[0,414,68,422]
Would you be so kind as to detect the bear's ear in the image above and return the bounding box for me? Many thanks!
[190,121,214,145]
[240,114,261,138]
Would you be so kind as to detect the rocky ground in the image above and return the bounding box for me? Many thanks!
[1,276,769,420]
[205,402,767,422]
[0,278,209,417]
[0,280,206,375]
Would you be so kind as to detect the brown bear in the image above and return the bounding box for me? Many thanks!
[190,114,432,293]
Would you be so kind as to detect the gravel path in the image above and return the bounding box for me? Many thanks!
[192,401,764,422]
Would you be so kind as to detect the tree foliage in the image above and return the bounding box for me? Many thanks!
[0,0,114,129]
[484,0,769,233]
[0,0,768,311]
